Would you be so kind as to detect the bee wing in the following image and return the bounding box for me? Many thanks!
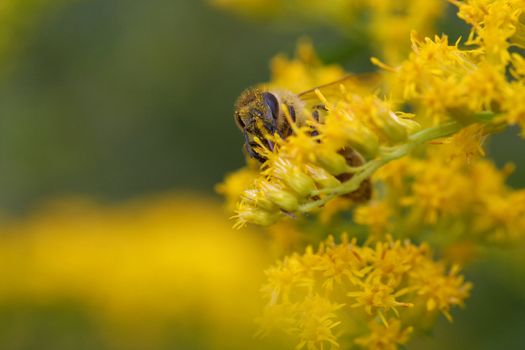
[297,73,379,108]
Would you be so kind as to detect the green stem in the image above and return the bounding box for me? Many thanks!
[298,114,494,213]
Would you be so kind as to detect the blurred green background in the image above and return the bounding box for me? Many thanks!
[0,0,351,212]
[0,0,524,349]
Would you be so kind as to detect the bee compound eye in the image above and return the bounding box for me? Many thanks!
[263,92,279,120]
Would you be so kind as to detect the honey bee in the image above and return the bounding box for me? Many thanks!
[234,75,373,202]
[234,75,359,162]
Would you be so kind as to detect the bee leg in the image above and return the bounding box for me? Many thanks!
[264,119,280,138]
[243,130,256,157]
[275,124,284,138]
[242,130,266,162]
[270,112,285,138]
[244,142,266,162]
[252,151,266,162]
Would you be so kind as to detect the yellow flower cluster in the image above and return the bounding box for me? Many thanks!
[211,0,446,64]
[232,88,421,228]
[367,0,447,64]
[361,148,525,245]
[258,235,472,350]
[387,0,525,130]
[389,33,521,128]
[215,2,525,347]
[267,39,347,94]
[452,0,525,64]
[354,319,413,350]
[216,159,260,212]
[0,195,270,346]
[220,0,525,227]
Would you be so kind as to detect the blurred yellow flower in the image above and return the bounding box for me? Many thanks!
[452,0,525,64]
[353,200,392,238]
[473,190,525,241]
[268,39,347,94]
[355,319,413,350]
[0,194,271,347]
[216,161,259,212]
[358,153,525,247]
[400,158,472,224]
[501,81,525,136]
[258,235,472,349]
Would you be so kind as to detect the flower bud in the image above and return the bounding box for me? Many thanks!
[305,165,341,188]
[322,114,379,159]
[262,182,300,212]
[323,113,380,159]
[346,125,380,160]
[272,159,317,197]
[242,188,276,211]
[394,115,421,135]
[376,110,408,143]
[284,166,317,197]
[235,203,280,227]
[316,148,348,175]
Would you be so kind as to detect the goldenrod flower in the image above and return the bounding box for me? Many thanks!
[451,0,525,64]
[388,33,503,125]
[511,52,525,79]
[355,319,413,350]
[354,200,392,238]
[268,39,347,94]
[231,87,425,227]
[214,2,525,349]
[473,190,525,241]
[400,159,472,224]
[223,1,525,227]
[357,153,525,246]
[258,235,471,349]
[216,162,259,212]
[410,263,472,321]
[294,295,345,350]
[374,157,413,192]
[229,44,495,228]
[501,81,525,136]
[367,0,447,64]
[267,220,306,255]
[0,195,271,346]
[439,123,487,161]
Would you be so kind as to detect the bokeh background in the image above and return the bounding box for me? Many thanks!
[0,0,524,349]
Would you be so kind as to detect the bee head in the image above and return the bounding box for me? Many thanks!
[234,88,280,161]
[234,88,279,135]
